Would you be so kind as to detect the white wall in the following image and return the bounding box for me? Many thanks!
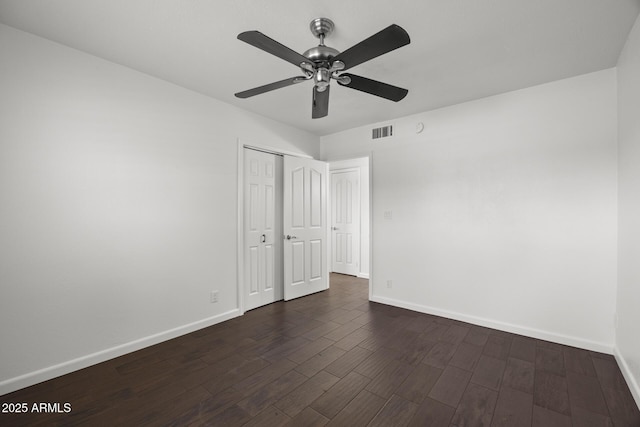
[0,24,319,395]
[321,69,618,352]
[616,13,640,407]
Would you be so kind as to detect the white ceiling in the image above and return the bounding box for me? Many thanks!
[1,0,638,136]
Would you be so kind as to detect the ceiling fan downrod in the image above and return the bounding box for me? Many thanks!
[303,18,339,63]
[303,18,346,92]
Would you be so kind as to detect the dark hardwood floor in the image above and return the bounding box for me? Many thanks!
[1,273,639,426]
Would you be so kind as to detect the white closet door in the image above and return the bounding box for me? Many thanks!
[244,149,283,310]
[283,155,328,300]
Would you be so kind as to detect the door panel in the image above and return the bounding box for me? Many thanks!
[291,168,305,227]
[265,184,274,230]
[244,149,283,310]
[310,239,322,279]
[249,246,258,294]
[265,244,274,292]
[249,184,259,230]
[331,170,360,276]
[310,169,322,226]
[291,241,305,285]
[284,156,328,300]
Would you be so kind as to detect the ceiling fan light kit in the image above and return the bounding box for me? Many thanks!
[235,17,410,118]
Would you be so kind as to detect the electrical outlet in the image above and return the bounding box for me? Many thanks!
[210,291,219,303]
[386,280,393,289]
[384,211,393,220]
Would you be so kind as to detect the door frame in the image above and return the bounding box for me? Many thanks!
[329,155,372,300]
[236,139,313,315]
[328,157,371,285]
[329,167,361,276]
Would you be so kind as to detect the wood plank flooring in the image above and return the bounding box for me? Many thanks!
[1,274,639,426]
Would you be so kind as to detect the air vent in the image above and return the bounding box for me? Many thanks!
[372,125,393,139]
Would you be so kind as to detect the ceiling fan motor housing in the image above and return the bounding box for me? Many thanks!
[303,45,340,63]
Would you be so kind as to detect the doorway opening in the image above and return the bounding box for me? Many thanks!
[329,157,370,281]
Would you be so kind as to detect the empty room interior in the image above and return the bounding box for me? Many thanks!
[1,1,640,426]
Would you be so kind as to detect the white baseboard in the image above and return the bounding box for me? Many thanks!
[357,273,370,279]
[614,347,640,410]
[0,309,241,397]
[370,294,614,354]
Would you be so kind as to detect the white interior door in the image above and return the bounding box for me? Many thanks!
[331,170,360,276]
[244,149,283,310]
[283,155,328,300]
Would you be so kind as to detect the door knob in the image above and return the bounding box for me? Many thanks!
[260,234,266,243]
[332,227,339,231]
[285,235,297,240]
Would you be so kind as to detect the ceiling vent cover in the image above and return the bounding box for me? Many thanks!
[372,125,393,139]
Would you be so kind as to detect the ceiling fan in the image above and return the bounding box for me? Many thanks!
[234,18,410,119]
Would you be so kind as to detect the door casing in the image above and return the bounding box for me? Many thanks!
[330,168,361,276]
[328,157,371,282]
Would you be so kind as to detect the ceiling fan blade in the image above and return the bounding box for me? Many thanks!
[337,73,408,102]
[312,86,330,119]
[235,76,307,98]
[331,24,410,71]
[238,31,310,68]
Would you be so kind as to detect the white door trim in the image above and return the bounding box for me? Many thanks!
[236,139,314,315]
[368,154,373,301]
[329,166,360,278]
[328,157,371,280]
[326,155,373,298]
[330,168,361,276]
